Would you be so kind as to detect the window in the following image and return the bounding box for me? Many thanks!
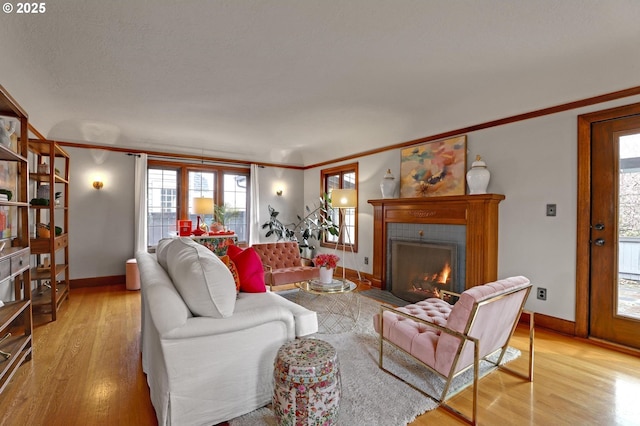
[148,168,178,247]
[147,161,249,247]
[321,163,358,251]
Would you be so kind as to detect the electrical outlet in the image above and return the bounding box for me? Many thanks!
[364,256,369,265]
[537,287,547,300]
[546,204,557,216]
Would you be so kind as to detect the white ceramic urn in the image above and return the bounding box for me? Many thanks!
[466,155,491,194]
[380,169,397,198]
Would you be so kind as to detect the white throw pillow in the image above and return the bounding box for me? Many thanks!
[156,238,173,272]
[165,237,236,318]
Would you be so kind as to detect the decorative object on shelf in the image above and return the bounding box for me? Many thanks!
[54,192,62,206]
[466,155,491,194]
[37,256,51,272]
[37,163,48,174]
[261,194,339,255]
[400,135,467,198]
[212,203,240,233]
[37,184,50,200]
[210,222,225,233]
[36,223,50,238]
[36,223,62,238]
[0,118,16,147]
[178,220,192,236]
[0,189,12,201]
[0,332,11,359]
[30,198,50,206]
[380,169,397,198]
[192,197,214,236]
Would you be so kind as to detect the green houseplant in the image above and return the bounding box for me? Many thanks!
[210,203,240,232]
[261,194,340,257]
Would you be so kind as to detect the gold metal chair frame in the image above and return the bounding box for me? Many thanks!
[378,288,534,425]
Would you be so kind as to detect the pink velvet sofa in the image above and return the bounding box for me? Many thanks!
[374,276,534,425]
[251,242,319,289]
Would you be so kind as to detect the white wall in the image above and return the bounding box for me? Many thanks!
[305,95,640,322]
[255,166,305,243]
[62,94,640,321]
[67,147,135,279]
[303,151,398,276]
[66,158,302,279]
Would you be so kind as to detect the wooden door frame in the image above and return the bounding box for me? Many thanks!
[576,102,640,337]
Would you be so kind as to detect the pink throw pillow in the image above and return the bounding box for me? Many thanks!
[230,247,267,293]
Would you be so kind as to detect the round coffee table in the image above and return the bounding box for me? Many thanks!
[296,280,360,333]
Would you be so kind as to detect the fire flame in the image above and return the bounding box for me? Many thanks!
[438,262,451,284]
[421,262,451,285]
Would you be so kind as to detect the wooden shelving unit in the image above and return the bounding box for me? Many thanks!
[28,139,70,321]
[0,84,33,394]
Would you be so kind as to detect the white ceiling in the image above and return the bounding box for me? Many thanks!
[1,0,639,166]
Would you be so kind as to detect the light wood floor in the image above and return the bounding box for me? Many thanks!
[1,285,639,426]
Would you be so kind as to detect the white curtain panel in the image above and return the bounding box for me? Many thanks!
[134,153,148,253]
[249,164,260,244]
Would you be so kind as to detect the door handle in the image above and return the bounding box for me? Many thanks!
[594,238,605,246]
[592,223,605,231]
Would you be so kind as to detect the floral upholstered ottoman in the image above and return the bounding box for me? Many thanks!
[273,338,341,425]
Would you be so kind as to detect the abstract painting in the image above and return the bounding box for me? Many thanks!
[400,135,467,198]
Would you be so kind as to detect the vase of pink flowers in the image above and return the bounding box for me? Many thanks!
[313,253,340,284]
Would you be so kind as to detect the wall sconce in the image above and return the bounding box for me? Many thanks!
[93,180,104,190]
[276,188,283,196]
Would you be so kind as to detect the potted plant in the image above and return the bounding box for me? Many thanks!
[211,203,240,232]
[261,194,340,258]
[313,253,340,283]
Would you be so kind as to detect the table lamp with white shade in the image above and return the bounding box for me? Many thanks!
[192,197,214,236]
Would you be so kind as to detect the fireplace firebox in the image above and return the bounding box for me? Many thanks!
[391,240,457,303]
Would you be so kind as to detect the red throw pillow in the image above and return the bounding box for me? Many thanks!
[231,247,267,293]
[226,244,244,259]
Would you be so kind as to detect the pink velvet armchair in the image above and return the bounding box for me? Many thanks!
[374,276,534,425]
[251,242,320,289]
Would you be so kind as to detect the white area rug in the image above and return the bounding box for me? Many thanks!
[230,293,520,426]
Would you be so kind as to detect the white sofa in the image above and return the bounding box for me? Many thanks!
[136,237,318,426]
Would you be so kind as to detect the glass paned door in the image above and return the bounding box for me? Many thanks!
[618,133,640,320]
[590,116,640,349]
